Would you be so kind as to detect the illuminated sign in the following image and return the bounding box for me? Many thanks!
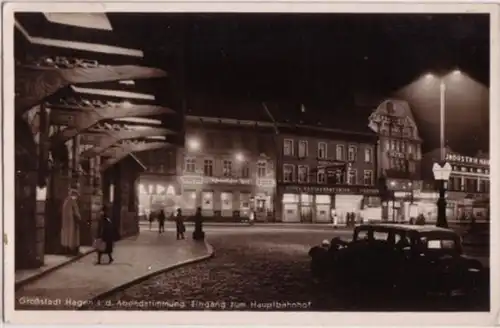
[257,178,276,188]
[284,185,379,195]
[180,175,253,185]
[180,176,204,185]
[206,177,251,185]
[370,114,405,126]
[387,151,406,159]
[446,153,489,166]
[138,182,177,195]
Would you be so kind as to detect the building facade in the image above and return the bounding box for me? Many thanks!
[178,116,277,220]
[276,125,379,223]
[421,148,490,220]
[134,148,179,219]
[368,99,423,221]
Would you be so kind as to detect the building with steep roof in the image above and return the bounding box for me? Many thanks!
[368,99,423,222]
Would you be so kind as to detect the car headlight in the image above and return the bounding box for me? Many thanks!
[468,268,481,273]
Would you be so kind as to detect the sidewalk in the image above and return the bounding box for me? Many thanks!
[15,228,214,310]
[15,246,95,288]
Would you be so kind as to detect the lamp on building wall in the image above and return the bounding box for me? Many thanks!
[187,137,201,152]
[235,152,245,162]
[433,162,452,228]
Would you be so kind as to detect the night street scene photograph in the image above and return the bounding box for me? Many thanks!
[8,5,494,321]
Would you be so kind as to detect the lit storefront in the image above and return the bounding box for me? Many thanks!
[279,185,379,223]
[137,175,180,219]
[180,175,276,220]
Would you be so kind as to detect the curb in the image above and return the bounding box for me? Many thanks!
[15,248,97,290]
[79,241,215,310]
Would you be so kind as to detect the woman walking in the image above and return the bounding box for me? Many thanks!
[96,205,116,265]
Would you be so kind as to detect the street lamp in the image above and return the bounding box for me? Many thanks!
[425,69,462,228]
[235,152,244,162]
[433,162,452,228]
[424,69,462,161]
[187,137,201,152]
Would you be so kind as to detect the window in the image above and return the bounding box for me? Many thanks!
[373,231,389,241]
[336,144,345,161]
[334,170,345,184]
[257,161,267,178]
[363,170,373,185]
[203,159,213,176]
[401,142,407,153]
[283,164,295,182]
[284,139,294,156]
[223,160,232,177]
[479,180,487,193]
[385,140,390,151]
[390,140,396,151]
[318,142,327,159]
[408,144,413,154]
[202,191,213,210]
[364,147,373,163]
[240,192,251,210]
[348,169,357,185]
[221,192,233,211]
[348,145,357,162]
[298,165,309,183]
[241,162,250,178]
[183,190,197,209]
[185,158,196,173]
[298,140,308,158]
[317,168,326,184]
[408,161,416,173]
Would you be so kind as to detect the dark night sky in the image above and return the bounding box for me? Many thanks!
[107,13,489,154]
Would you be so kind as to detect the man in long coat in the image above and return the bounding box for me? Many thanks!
[60,189,81,255]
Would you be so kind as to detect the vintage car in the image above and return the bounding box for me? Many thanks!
[309,224,485,297]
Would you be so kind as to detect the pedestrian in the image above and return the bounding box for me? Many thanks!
[148,210,155,231]
[470,213,477,232]
[175,208,185,240]
[60,188,81,255]
[330,208,338,229]
[158,209,166,234]
[193,206,205,241]
[95,205,117,265]
[416,213,426,225]
[249,210,255,225]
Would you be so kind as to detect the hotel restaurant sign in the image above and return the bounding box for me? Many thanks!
[446,153,489,166]
[283,185,379,195]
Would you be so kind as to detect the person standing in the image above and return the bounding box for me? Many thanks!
[330,208,338,229]
[249,210,255,226]
[148,210,155,231]
[175,208,185,240]
[158,209,166,234]
[96,205,116,265]
[60,188,81,255]
[193,206,205,241]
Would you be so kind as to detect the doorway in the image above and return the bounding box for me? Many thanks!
[300,205,313,223]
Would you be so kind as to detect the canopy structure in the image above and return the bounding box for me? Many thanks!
[15,12,179,172]
[15,13,167,114]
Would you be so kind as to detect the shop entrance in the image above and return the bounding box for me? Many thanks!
[300,205,313,223]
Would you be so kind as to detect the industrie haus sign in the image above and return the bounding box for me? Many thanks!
[446,153,489,166]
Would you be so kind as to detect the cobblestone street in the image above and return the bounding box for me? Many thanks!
[87,228,490,312]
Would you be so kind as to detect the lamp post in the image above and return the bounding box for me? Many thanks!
[424,69,462,228]
[433,162,452,228]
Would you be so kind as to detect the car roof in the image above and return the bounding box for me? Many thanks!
[356,223,456,234]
